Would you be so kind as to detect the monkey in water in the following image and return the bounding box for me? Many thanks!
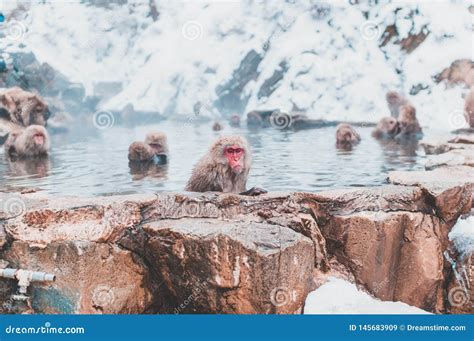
[212,122,223,131]
[128,131,168,164]
[229,114,241,128]
[185,135,266,196]
[372,117,400,139]
[395,105,422,139]
[386,91,410,119]
[335,123,361,149]
[4,125,50,158]
[464,87,474,128]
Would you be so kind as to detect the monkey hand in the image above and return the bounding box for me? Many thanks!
[240,187,267,196]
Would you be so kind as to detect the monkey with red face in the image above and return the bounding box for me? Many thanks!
[185,135,266,195]
[4,125,50,158]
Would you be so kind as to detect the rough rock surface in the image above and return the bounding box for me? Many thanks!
[0,181,471,314]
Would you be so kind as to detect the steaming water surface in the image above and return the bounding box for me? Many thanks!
[0,121,427,196]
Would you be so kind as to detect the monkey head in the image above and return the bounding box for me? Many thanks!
[397,105,422,136]
[386,91,403,106]
[145,132,168,155]
[372,117,400,138]
[1,87,50,126]
[229,114,241,127]
[128,141,155,162]
[336,123,361,146]
[212,136,250,175]
[13,125,50,157]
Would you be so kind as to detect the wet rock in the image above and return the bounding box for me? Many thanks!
[321,211,449,312]
[425,148,474,170]
[1,241,152,314]
[0,185,471,314]
[449,135,474,144]
[141,219,314,314]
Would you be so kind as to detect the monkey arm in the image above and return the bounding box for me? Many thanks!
[239,187,267,196]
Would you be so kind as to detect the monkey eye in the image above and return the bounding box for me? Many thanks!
[225,147,244,155]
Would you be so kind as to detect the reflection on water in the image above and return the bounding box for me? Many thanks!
[0,121,427,196]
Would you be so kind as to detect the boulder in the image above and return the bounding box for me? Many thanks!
[0,185,471,314]
[425,149,474,170]
[141,219,314,314]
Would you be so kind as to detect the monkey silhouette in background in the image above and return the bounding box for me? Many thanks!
[464,87,474,128]
[335,123,361,149]
[185,135,266,196]
[386,91,410,119]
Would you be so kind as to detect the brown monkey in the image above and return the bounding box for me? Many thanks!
[386,91,410,118]
[396,105,422,138]
[128,131,168,164]
[372,117,400,139]
[229,114,241,127]
[212,122,223,131]
[435,59,474,87]
[128,142,155,162]
[0,87,50,126]
[145,131,168,164]
[185,135,266,195]
[8,125,50,158]
[3,129,23,156]
[335,123,361,148]
[464,87,474,128]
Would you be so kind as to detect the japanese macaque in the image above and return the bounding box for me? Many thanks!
[145,131,168,164]
[396,105,422,138]
[185,135,266,196]
[128,142,155,162]
[229,114,241,127]
[464,87,474,128]
[3,129,22,156]
[435,59,474,87]
[246,110,275,128]
[5,125,50,158]
[212,122,223,131]
[128,132,168,164]
[335,123,361,149]
[0,87,50,127]
[386,91,410,118]
[372,117,400,139]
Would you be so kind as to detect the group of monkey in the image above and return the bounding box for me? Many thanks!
[335,91,422,149]
[0,90,431,196]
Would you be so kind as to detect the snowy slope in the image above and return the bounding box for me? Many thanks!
[304,277,430,314]
[0,0,472,129]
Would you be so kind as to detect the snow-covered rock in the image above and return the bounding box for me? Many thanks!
[304,277,430,314]
[0,0,471,129]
